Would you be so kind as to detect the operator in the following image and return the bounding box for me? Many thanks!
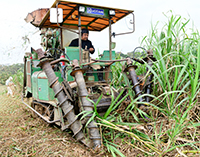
[69,28,95,54]
[69,28,104,80]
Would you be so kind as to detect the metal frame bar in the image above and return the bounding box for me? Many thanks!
[113,12,135,36]
[109,18,112,60]
[78,14,82,65]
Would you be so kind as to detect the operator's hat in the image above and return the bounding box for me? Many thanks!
[81,28,89,35]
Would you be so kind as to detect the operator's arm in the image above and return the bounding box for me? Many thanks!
[88,40,95,54]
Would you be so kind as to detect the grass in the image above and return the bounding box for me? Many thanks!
[79,11,200,156]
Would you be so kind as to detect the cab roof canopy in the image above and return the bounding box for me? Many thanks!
[26,0,133,31]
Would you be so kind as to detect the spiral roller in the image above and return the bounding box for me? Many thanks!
[36,49,90,147]
[71,59,101,148]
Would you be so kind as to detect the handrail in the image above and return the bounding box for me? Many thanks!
[112,12,135,37]
[50,58,70,65]
[91,58,128,62]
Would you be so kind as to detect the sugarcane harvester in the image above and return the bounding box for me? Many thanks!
[22,0,156,148]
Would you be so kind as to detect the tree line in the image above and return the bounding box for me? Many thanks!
[0,63,24,85]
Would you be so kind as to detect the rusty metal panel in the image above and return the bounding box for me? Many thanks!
[26,60,31,88]
[27,75,31,88]
[27,61,31,73]
[24,8,49,26]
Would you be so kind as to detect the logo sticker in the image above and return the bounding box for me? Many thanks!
[87,7,104,16]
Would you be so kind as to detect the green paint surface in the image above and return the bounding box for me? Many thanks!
[32,71,63,101]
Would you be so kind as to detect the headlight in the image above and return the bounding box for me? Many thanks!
[79,6,85,13]
[109,10,115,16]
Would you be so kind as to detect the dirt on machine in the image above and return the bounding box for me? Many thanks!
[22,0,155,149]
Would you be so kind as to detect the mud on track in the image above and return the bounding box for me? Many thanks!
[0,85,107,157]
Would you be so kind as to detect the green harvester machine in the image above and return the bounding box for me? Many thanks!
[22,0,155,148]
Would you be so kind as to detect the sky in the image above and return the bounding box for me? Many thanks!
[1,0,200,64]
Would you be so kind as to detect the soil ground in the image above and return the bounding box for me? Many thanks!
[0,85,107,157]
